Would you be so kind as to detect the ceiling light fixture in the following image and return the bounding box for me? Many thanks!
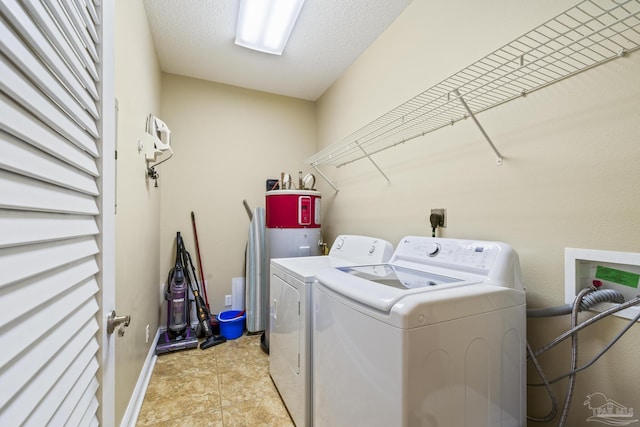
[235,0,305,55]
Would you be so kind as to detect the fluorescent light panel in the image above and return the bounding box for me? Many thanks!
[235,0,305,55]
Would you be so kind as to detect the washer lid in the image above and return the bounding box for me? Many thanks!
[337,264,461,288]
[315,264,476,312]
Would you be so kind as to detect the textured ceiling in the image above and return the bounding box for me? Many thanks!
[142,0,413,101]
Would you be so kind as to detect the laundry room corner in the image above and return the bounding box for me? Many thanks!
[156,74,317,317]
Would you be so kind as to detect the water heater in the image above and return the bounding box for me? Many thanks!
[261,190,322,352]
[266,190,322,258]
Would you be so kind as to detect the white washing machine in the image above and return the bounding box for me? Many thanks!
[270,235,394,427]
[312,236,526,427]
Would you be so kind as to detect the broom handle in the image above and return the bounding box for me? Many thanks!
[191,211,209,309]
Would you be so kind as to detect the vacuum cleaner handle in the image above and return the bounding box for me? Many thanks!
[193,288,226,349]
[193,288,211,335]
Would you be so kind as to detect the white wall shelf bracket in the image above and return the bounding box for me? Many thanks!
[454,89,503,165]
[356,141,391,183]
[311,165,340,193]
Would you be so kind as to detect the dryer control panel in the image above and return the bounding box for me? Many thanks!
[329,235,394,265]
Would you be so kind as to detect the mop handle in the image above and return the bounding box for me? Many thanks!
[191,211,209,310]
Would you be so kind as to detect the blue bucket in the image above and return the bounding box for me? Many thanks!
[218,310,246,340]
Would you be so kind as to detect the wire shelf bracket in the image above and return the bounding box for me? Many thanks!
[307,0,640,190]
[357,141,391,183]
[311,164,339,193]
[454,89,504,165]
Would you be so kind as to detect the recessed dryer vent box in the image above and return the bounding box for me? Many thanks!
[565,248,640,321]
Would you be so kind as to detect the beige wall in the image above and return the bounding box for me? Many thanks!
[316,0,640,425]
[158,74,316,315]
[115,0,162,423]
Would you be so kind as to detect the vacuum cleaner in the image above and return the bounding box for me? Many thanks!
[178,234,227,350]
[155,232,226,355]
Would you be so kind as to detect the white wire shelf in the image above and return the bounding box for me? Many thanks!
[307,0,640,177]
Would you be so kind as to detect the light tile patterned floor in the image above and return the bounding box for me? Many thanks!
[136,334,294,427]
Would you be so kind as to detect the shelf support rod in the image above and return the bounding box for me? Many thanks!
[356,142,391,183]
[454,89,503,165]
[311,165,340,193]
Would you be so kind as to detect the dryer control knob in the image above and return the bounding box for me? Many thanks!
[427,243,440,257]
[335,238,344,249]
[369,245,376,254]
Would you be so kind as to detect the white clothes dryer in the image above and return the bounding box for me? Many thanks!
[312,236,526,427]
[269,235,394,427]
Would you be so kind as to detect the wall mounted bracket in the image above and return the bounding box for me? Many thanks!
[356,141,391,183]
[454,89,503,165]
[311,165,339,193]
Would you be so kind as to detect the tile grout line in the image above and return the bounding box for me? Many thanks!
[215,345,226,427]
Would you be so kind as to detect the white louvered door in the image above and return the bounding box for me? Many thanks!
[0,0,115,426]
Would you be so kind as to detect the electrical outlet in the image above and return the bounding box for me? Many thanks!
[225,295,232,306]
[430,208,447,228]
[145,324,150,343]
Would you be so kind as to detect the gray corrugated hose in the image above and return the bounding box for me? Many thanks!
[526,288,640,425]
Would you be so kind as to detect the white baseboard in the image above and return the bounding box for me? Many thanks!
[120,328,161,427]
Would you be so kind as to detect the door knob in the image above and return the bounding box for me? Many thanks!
[107,310,131,335]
